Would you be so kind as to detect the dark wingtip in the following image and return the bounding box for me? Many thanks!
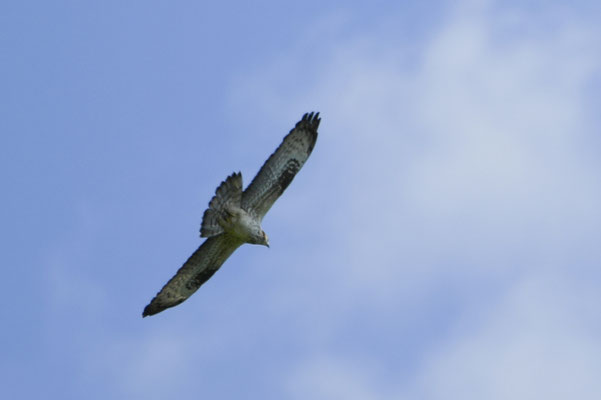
[298,111,321,130]
[142,302,158,318]
[142,305,151,318]
[142,296,185,318]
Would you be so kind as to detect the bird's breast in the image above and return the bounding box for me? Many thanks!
[223,208,258,242]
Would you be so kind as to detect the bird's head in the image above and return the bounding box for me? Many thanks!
[260,230,270,248]
[248,228,269,247]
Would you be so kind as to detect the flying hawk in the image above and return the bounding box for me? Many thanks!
[143,112,320,317]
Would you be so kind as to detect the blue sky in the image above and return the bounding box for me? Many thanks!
[2,0,601,399]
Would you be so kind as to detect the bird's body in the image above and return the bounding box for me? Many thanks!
[143,112,320,317]
[218,204,268,245]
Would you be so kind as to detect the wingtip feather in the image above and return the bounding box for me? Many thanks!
[142,299,161,317]
[298,111,321,131]
[142,305,152,318]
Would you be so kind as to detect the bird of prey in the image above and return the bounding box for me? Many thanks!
[142,112,320,317]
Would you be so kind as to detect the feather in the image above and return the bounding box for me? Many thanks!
[241,112,320,219]
[142,113,319,317]
[143,235,243,317]
[200,172,243,237]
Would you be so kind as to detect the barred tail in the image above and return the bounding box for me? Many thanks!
[200,172,243,237]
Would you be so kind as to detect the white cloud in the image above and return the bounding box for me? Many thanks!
[231,1,601,398]
[42,2,600,399]
[286,274,601,400]
[413,274,601,400]
[236,0,601,286]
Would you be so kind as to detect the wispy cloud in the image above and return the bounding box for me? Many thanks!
[413,274,601,400]
[231,1,601,398]
[34,1,601,399]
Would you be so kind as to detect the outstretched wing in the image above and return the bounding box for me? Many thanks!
[241,112,320,219]
[142,235,243,317]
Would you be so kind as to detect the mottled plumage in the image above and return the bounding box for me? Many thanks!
[143,112,320,317]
